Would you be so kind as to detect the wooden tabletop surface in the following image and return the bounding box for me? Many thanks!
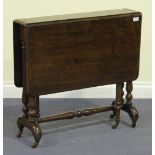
[14,9,140,26]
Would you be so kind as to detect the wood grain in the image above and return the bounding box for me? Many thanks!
[13,10,142,96]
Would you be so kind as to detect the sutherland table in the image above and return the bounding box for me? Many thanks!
[13,9,142,148]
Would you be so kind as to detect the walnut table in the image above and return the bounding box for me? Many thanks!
[13,9,142,148]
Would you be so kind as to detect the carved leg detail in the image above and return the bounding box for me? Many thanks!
[22,89,29,119]
[17,117,42,148]
[121,104,139,128]
[122,81,139,127]
[28,95,42,148]
[16,95,42,148]
[110,82,124,119]
[112,83,122,129]
[30,122,42,148]
[110,81,139,128]
[16,89,29,137]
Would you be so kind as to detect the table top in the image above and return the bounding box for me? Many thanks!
[14,9,140,26]
[13,8,142,95]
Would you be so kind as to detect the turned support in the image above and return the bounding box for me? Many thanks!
[38,106,113,123]
[22,89,29,119]
[16,82,139,148]
[110,81,139,128]
[16,89,29,138]
[121,82,124,103]
[110,82,124,119]
[27,95,42,148]
[17,93,42,148]
[121,81,139,128]
[28,95,40,121]
[126,81,133,105]
[112,82,122,129]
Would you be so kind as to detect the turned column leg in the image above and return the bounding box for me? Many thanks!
[121,82,124,103]
[17,95,42,148]
[110,82,124,119]
[126,81,133,105]
[28,95,40,121]
[28,95,42,148]
[22,89,29,118]
[16,89,29,137]
[112,83,122,129]
[121,81,139,127]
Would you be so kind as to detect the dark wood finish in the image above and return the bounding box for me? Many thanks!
[13,9,142,148]
[122,81,139,127]
[17,117,42,148]
[28,95,42,148]
[22,89,29,118]
[121,83,125,103]
[112,83,122,128]
[110,82,139,127]
[28,95,40,120]
[17,95,42,148]
[126,81,133,105]
[38,106,113,123]
[13,9,142,95]
[13,23,23,87]
[16,89,28,138]
[110,82,124,119]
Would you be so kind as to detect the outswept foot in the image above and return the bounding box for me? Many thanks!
[121,103,139,128]
[31,141,40,148]
[110,101,139,128]
[16,124,24,137]
[17,117,42,148]
[112,120,120,129]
